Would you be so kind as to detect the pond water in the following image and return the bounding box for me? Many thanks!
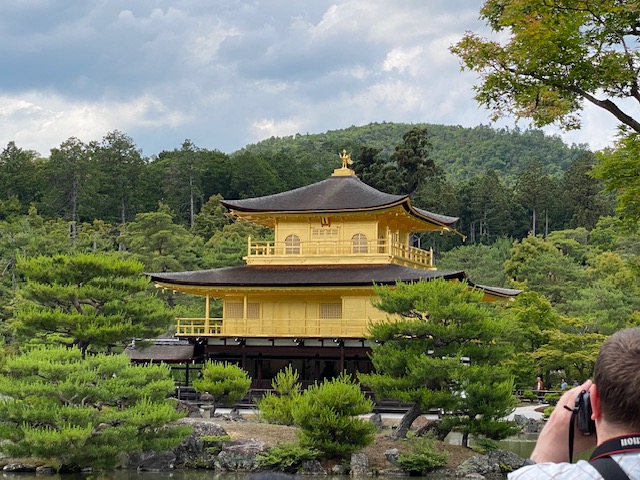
[0,433,541,480]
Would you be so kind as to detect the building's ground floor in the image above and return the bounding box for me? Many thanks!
[199,337,374,389]
[126,337,375,390]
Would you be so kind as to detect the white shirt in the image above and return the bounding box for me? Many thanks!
[508,453,640,479]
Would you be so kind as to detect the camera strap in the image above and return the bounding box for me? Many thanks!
[567,404,578,463]
[587,435,640,480]
[590,434,640,461]
[590,457,629,480]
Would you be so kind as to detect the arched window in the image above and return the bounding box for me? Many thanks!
[352,233,368,253]
[285,234,301,254]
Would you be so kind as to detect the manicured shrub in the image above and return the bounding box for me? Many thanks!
[192,361,251,410]
[257,365,301,425]
[544,392,561,405]
[257,442,320,473]
[291,373,375,459]
[471,437,500,454]
[397,435,449,474]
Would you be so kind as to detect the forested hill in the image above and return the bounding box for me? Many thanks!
[237,122,589,184]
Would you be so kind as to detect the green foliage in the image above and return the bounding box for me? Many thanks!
[397,435,448,474]
[192,361,251,408]
[543,406,555,419]
[505,234,587,305]
[291,373,375,459]
[361,279,517,443]
[454,365,519,443]
[0,142,42,215]
[202,435,231,454]
[594,132,640,226]
[91,130,146,224]
[451,1,640,133]
[472,437,500,454]
[119,202,204,271]
[532,325,605,381]
[192,194,230,240]
[544,393,561,406]
[0,345,190,470]
[257,443,320,473]
[12,252,174,353]
[438,237,512,287]
[520,390,536,402]
[202,221,273,268]
[257,365,302,425]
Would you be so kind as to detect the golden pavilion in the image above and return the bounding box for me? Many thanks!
[146,153,519,387]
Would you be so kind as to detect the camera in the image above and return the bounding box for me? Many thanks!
[575,390,596,435]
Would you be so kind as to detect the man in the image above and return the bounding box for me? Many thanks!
[509,327,640,479]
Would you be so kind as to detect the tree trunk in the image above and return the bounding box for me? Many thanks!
[461,431,470,448]
[415,419,452,441]
[70,176,78,245]
[190,174,195,229]
[390,403,422,439]
[532,208,537,236]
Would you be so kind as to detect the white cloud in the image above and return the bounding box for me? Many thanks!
[0,93,188,156]
[0,0,622,157]
[383,46,424,75]
[250,117,303,142]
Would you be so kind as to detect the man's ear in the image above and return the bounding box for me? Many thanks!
[590,383,601,420]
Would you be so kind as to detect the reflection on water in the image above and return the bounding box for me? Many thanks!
[445,431,538,458]
[498,432,538,458]
[1,473,254,480]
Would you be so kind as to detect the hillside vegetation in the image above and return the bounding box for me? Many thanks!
[239,122,587,184]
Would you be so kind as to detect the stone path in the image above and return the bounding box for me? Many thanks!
[508,403,546,421]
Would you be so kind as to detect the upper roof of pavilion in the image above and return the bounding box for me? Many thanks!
[221,162,459,230]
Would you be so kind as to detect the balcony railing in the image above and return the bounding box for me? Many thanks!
[175,317,370,338]
[247,238,433,268]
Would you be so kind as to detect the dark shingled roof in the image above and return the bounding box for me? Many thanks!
[152,264,462,287]
[220,175,459,226]
[149,265,520,298]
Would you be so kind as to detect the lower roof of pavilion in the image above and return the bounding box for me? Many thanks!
[149,264,520,300]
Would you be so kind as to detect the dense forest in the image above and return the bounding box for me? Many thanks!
[0,123,637,381]
[0,122,609,240]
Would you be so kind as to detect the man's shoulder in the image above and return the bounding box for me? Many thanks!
[508,460,599,480]
[508,454,640,480]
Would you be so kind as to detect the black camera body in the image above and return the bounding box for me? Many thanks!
[576,390,596,435]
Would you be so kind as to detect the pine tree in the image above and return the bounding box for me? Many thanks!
[0,345,190,470]
[359,279,517,444]
[12,252,173,354]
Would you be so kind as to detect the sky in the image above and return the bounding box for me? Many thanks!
[0,0,623,158]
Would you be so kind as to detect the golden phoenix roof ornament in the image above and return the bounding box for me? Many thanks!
[339,149,353,169]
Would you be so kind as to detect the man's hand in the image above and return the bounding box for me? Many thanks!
[530,380,597,463]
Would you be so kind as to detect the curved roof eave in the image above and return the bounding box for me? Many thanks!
[219,174,462,234]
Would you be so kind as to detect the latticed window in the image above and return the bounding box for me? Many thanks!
[351,233,368,253]
[311,227,339,239]
[319,303,342,319]
[285,234,301,254]
[226,302,260,318]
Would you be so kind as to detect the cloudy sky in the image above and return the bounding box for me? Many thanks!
[0,0,621,158]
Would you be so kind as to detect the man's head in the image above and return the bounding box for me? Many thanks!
[593,327,640,430]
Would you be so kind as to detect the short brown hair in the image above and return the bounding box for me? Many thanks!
[593,327,640,429]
